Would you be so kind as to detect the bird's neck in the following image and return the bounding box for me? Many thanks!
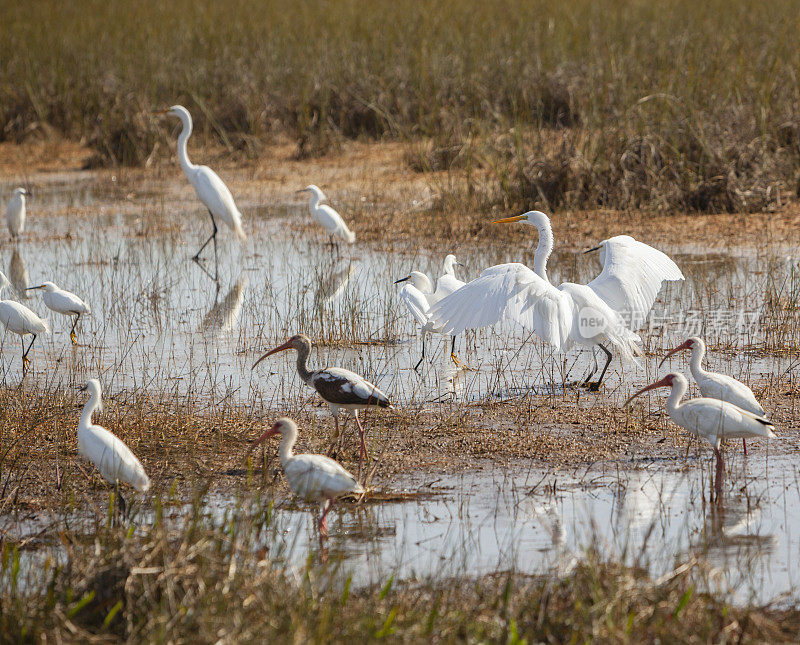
[177,115,196,174]
[533,219,555,282]
[690,346,708,377]
[665,381,687,418]
[278,430,297,464]
[79,390,100,429]
[308,192,322,211]
[295,345,313,383]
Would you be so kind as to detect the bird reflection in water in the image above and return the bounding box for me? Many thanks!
[8,248,29,299]
[200,274,248,335]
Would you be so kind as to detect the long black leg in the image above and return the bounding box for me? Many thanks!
[587,344,613,391]
[193,210,219,281]
[414,334,426,372]
[69,313,81,346]
[21,334,36,376]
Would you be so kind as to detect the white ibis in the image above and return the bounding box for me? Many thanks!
[297,185,355,250]
[156,105,246,280]
[624,373,776,492]
[78,379,151,514]
[252,333,393,475]
[248,417,364,536]
[6,187,27,239]
[0,271,49,375]
[660,336,766,455]
[395,254,466,370]
[27,281,91,345]
[430,211,684,389]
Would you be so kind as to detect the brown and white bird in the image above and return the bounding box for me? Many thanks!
[252,334,393,474]
[248,417,364,536]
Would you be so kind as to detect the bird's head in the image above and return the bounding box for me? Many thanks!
[26,281,58,293]
[13,187,28,198]
[79,378,103,411]
[247,417,298,455]
[658,337,703,368]
[442,254,463,275]
[153,105,191,126]
[296,185,326,201]
[394,271,431,292]
[493,210,550,229]
[252,334,310,370]
[622,373,683,407]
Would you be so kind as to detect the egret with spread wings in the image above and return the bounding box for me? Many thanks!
[429,211,684,389]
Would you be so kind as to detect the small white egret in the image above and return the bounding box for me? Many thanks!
[0,271,49,375]
[78,379,151,514]
[624,373,775,492]
[297,185,355,250]
[247,417,364,536]
[27,281,90,345]
[252,334,393,476]
[660,336,766,455]
[157,105,246,280]
[430,211,684,389]
[394,254,466,370]
[6,187,27,239]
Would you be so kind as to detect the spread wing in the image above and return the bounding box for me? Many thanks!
[587,235,684,329]
[398,283,431,326]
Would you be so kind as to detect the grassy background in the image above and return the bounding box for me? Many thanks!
[2,0,799,209]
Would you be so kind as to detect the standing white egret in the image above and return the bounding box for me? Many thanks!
[247,417,364,536]
[157,105,246,280]
[252,334,393,476]
[0,271,49,375]
[297,185,355,250]
[27,281,90,345]
[430,211,684,389]
[624,373,775,492]
[6,188,27,239]
[78,379,151,514]
[660,336,766,455]
[394,254,466,370]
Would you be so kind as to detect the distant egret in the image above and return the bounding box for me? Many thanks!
[660,336,766,455]
[624,373,775,492]
[6,188,27,239]
[157,105,246,280]
[0,271,49,375]
[247,417,364,536]
[27,281,90,345]
[252,334,393,476]
[78,379,151,514]
[430,211,684,389]
[395,254,466,370]
[297,185,355,250]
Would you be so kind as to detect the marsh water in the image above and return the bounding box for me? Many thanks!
[1,174,799,604]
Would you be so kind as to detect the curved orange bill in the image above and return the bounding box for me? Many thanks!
[492,215,526,224]
[245,423,280,456]
[658,340,692,369]
[622,375,673,408]
[252,339,294,370]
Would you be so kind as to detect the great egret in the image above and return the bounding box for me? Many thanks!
[624,373,775,492]
[26,281,90,345]
[430,211,684,389]
[247,417,364,536]
[297,185,355,250]
[660,336,766,455]
[252,334,393,476]
[6,188,27,239]
[157,105,246,280]
[394,254,466,370]
[78,379,151,514]
[0,271,49,375]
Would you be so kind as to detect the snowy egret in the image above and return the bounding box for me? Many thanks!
[430,211,684,389]
[27,281,90,345]
[394,254,466,370]
[624,373,775,492]
[78,379,151,514]
[157,105,246,280]
[297,185,355,250]
[247,417,364,536]
[659,336,766,455]
[0,271,49,375]
[252,334,393,476]
[6,188,27,239]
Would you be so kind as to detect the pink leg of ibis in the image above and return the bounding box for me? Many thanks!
[742,438,748,456]
[354,411,367,479]
[318,499,333,537]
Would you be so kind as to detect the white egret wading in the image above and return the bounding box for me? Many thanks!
[157,105,246,280]
[0,271,49,375]
[27,281,90,345]
[297,185,355,250]
[78,379,151,514]
[430,211,684,389]
[660,336,766,455]
[247,417,364,536]
[395,254,466,370]
[252,334,393,477]
[6,188,27,239]
[624,373,775,492]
